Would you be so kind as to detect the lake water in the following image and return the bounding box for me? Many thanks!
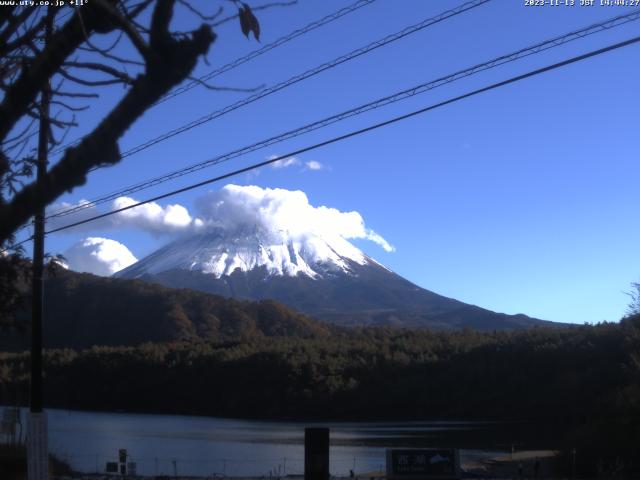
[2,408,506,477]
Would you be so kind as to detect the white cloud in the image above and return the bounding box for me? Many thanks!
[267,155,325,172]
[63,237,138,276]
[49,186,394,254]
[305,160,324,171]
[268,155,300,169]
[110,197,197,234]
[195,184,394,252]
[47,197,203,236]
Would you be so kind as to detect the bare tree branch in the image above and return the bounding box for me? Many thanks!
[186,74,265,93]
[63,61,135,85]
[93,0,151,60]
[77,44,145,66]
[53,90,100,99]
[178,0,224,22]
[0,0,282,248]
[50,100,90,112]
[0,1,216,242]
[0,5,113,144]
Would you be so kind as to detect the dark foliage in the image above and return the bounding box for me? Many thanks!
[1,269,332,351]
[1,317,639,462]
[0,253,30,329]
[1,269,638,476]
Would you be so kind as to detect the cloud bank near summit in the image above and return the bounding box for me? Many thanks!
[55,184,394,275]
[196,185,394,252]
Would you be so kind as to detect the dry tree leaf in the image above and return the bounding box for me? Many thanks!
[238,3,260,41]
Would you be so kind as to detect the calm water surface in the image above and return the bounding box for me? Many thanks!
[4,408,503,476]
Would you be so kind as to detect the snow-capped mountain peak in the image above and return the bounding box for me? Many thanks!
[118,226,369,280]
[113,185,550,331]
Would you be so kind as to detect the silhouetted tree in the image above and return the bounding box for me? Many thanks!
[0,0,287,324]
[626,281,640,316]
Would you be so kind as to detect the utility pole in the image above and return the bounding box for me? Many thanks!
[27,8,52,480]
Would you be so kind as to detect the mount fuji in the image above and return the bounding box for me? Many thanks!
[115,224,552,331]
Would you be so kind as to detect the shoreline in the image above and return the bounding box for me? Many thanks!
[0,404,535,426]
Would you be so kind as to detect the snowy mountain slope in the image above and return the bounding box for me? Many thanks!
[118,225,375,279]
[116,227,554,331]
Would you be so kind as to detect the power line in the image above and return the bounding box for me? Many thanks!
[43,34,640,236]
[49,0,378,156]
[50,0,492,161]
[117,0,491,159]
[156,0,377,105]
[46,7,640,221]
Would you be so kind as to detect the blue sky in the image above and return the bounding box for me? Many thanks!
[20,0,640,324]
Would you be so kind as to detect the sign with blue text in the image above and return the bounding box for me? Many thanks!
[386,449,460,479]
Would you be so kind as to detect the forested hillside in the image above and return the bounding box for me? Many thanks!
[1,270,331,351]
[0,316,640,474]
[1,316,638,441]
[2,271,638,474]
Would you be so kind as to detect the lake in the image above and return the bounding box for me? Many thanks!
[2,408,509,477]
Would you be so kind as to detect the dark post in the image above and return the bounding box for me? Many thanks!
[305,427,329,480]
[27,9,52,480]
[30,19,51,418]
